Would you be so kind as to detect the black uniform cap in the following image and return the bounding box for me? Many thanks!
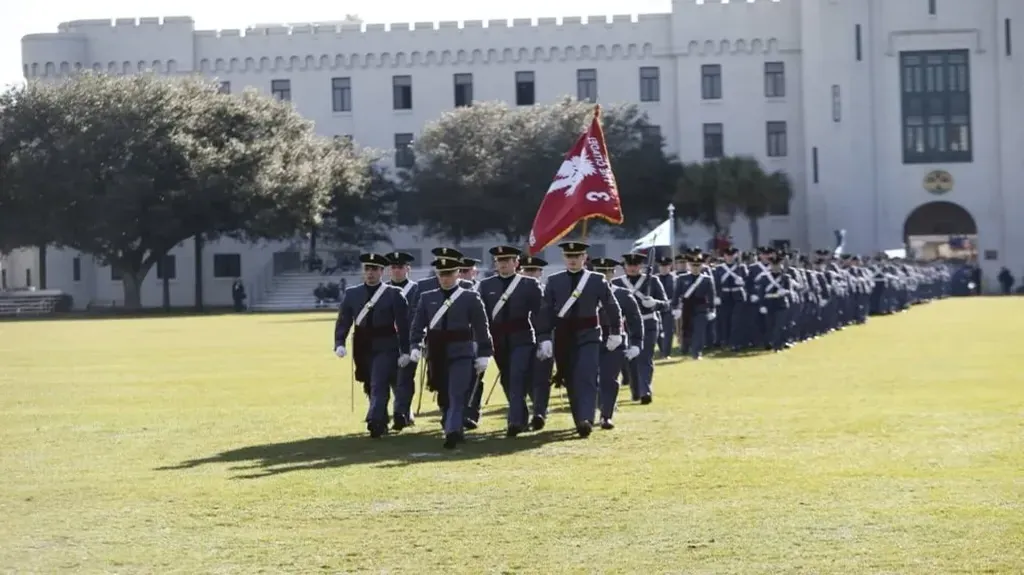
[489,245,522,258]
[386,251,415,265]
[590,257,620,271]
[621,253,647,266]
[359,253,389,267]
[558,241,589,255]
[519,256,548,269]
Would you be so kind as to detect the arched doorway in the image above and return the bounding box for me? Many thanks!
[903,201,977,237]
[903,201,977,260]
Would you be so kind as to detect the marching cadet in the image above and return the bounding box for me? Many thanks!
[409,254,493,449]
[712,247,748,352]
[476,246,543,437]
[519,255,554,430]
[673,252,717,359]
[613,252,668,403]
[535,241,623,438]
[459,256,490,427]
[460,257,481,285]
[333,253,412,438]
[417,248,475,294]
[754,253,794,352]
[591,257,643,427]
[385,251,419,430]
[655,256,676,358]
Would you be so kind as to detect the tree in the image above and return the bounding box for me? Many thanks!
[0,74,345,309]
[674,158,740,238]
[738,166,793,249]
[319,138,397,249]
[402,98,679,246]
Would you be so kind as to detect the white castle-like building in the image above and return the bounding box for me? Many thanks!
[5,0,1022,308]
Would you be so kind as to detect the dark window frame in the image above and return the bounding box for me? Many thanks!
[515,71,535,106]
[899,49,973,164]
[701,64,722,100]
[392,75,413,110]
[703,123,724,158]
[213,254,242,279]
[639,66,660,102]
[156,254,177,280]
[454,73,473,107]
[270,79,291,101]
[576,68,598,102]
[331,77,352,112]
[766,121,788,157]
[394,133,415,169]
[764,62,785,97]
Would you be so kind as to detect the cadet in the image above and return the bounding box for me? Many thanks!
[535,241,623,437]
[673,252,717,360]
[613,252,668,403]
[385,251,420,430]
[519,256,554,430]
[409,254,493,449]
[754,254,794,352]
[712,247,748,351]
[655,256,676,358]
[417,248,475,294]
[592,257,643,427]
[333,253,412,438]
[476,246,543,436]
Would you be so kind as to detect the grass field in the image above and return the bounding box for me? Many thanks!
[1,298,1022,574]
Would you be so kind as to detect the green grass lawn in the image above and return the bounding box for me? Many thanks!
[1,298,1022,574]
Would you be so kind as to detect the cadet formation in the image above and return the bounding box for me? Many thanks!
[333,243,953,449]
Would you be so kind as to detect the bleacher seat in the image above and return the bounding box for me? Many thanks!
[0,294,61,316]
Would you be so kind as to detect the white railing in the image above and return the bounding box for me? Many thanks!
[0,296,60,316]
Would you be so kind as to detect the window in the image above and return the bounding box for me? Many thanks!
[394,133,415,169]
[72,257,81,282]
[452,73,473,107]
[331,77,352,112]
[577,69,597,102]
[703,123,724,158]
[111,266,123,281]
[764,62,785,97]
[1006,19,1012,56]
[701,65,722,100]
[766,121,788,157]
[928,0,936,15]
[1,268,6,289]
[393,75,412,110]
[900,50,972,164]
[642,125,662,145]
[218,81,231,94]
[213,254,242,278]
[271,79,291,101]
[812,147,819,183]
[515,71,535,106]
[156,255,177,280]
[459,247,485,262]
[639,67,660,102]
[769,198,790,217]
[334,135,353,145]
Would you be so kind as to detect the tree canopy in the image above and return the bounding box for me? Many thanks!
[401,97,680,245]
[0,74,372,307]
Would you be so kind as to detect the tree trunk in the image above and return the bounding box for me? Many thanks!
[193,234,204,311]
[748,217,761,250]
[122,273,143,310]
[38,245,47,289]
[162,274,171,311]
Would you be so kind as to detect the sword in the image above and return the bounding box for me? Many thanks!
[415,349,427,416]
[349,353,355,413]
[484,373,501,405]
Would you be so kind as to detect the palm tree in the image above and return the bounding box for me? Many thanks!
[674,158,740,239]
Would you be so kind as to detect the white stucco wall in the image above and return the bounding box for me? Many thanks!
[16,0,1024,306]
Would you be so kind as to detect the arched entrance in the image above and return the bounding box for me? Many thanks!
[903,201,977,260]
[903,201,977,237]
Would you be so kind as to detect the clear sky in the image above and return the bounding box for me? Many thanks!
[2,0,672,88]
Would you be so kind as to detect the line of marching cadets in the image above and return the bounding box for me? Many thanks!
[333,242,951,449]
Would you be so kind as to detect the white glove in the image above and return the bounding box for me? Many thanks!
[334,345,346,358]
[819,299,828,308]
[640,296,657,309]
[536,340,553,360]
[606,334,623,351]
[398,354,410,368]
[713,297,721,305]
[409,348,421,363]
[750,295,760,303]
[706,312,716,321]
[759,306,767,314]
[474,357,489,374]
[625,345,640,360]
[672,309,682,320]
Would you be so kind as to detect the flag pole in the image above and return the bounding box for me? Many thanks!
[668,203,676,264]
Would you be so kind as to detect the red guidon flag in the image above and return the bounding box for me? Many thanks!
[527,105,623,255]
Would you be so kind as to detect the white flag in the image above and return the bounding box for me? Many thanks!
[632,218,673,251]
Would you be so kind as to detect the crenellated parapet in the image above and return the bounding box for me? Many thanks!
[22,4,800,78]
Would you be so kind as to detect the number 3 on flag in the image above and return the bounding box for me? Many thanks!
[586,191,611,202]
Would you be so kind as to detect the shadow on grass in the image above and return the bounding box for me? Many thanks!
[157,425,578,479]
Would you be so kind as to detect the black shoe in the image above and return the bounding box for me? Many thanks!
[392,414,407,432]
[368,422,388,438]
[600,418,614,430]
[443,432,463,449]
[640,395,652,405]
[464,418,479,431]
[506,425,524,438]
[577,421,593,438]
[529,415,545,431]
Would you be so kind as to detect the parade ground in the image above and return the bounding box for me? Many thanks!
[1,298,1021,574]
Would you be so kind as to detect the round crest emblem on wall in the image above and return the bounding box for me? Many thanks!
[923,170,954,194]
